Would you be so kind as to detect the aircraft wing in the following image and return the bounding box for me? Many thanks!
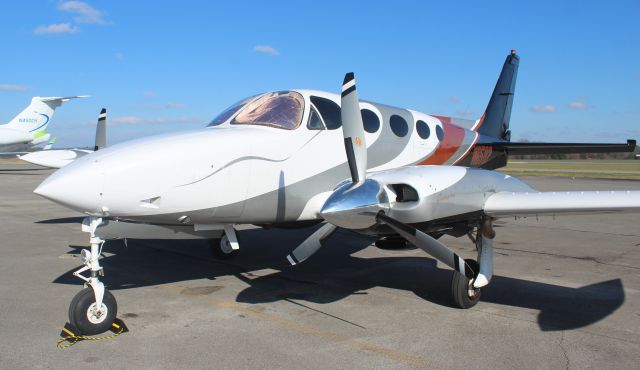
[483,190,640,218]
[19,149,92,168]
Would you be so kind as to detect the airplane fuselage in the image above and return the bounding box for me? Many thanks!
[1,95,87,153]
[35,89,528,232]
[0,128,50,152]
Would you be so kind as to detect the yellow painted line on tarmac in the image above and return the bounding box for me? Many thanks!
[159,284,444,369]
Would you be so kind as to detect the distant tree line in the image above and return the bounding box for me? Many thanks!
[509,139,640,160]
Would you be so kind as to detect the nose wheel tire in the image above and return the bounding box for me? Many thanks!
[451,259,481,309]
[68,287,117,335]
[209,235,239,260]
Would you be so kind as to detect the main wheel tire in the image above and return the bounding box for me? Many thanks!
[451,259,481,309]
[68,287,117,335]
[209,235,239,260]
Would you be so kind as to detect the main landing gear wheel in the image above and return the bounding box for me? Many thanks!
[209,234,239,260]
[451,259,481,309]
[68,287,117,335]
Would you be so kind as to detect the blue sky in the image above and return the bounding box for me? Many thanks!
[1,0,638,147]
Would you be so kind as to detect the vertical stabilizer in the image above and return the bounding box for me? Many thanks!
[477,51,519,141]
[3,95,88,133]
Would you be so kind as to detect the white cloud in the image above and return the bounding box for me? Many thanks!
[568,101,589,110]
[568,97,592,110]
[143,91,156,97]
[0,84,28,92]
[455,108,474,116]
[253,45,280,56]
[115,52,124,60]
[109,116,201,126]
[163,102,188,109]
[109,116,144,125]
[33,23,79,35]
[58,1,109,25]
[141,102,189,110]
[531,104,557,113]
[448,96,461,104]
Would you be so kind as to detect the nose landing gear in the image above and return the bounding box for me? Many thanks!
[67,217,117,335]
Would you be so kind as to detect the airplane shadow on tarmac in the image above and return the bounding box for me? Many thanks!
[50,222,624,332]
[36,216,85,224]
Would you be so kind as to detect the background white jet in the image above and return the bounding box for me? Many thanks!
[0,95,88,153]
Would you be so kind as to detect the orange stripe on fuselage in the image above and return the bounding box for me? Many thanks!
[453,133,479,165]
[419,122,466,165]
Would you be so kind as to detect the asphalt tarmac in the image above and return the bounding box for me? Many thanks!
[1,163,639,369]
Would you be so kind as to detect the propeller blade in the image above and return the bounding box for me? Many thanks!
[94,108,107,151]
[286,223,337,265]
[340,72,367,184]
[376,212,475,279]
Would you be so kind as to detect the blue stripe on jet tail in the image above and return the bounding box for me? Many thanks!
[29,114,50,133]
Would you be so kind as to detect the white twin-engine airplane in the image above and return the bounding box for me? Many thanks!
[34,51,640,335]
[0,95,87,152]
[19,108,107,168]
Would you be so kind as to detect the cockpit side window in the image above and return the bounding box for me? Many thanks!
[207,95,259,127]
[310,96,341,130]
[231,91,305,130]
[307,105,325,130]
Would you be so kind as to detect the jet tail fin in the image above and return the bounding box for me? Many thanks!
[3,95,89,133]
[476,50,519,141]
[94,108,107,151]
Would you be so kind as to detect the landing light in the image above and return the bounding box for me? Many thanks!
[80,249,91,264]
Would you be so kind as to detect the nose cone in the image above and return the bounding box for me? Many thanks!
[34,157,104,214]
[34,126,289,220]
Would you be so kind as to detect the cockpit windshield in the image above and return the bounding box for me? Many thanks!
[231,91,304,130]
[207,95,258,127]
